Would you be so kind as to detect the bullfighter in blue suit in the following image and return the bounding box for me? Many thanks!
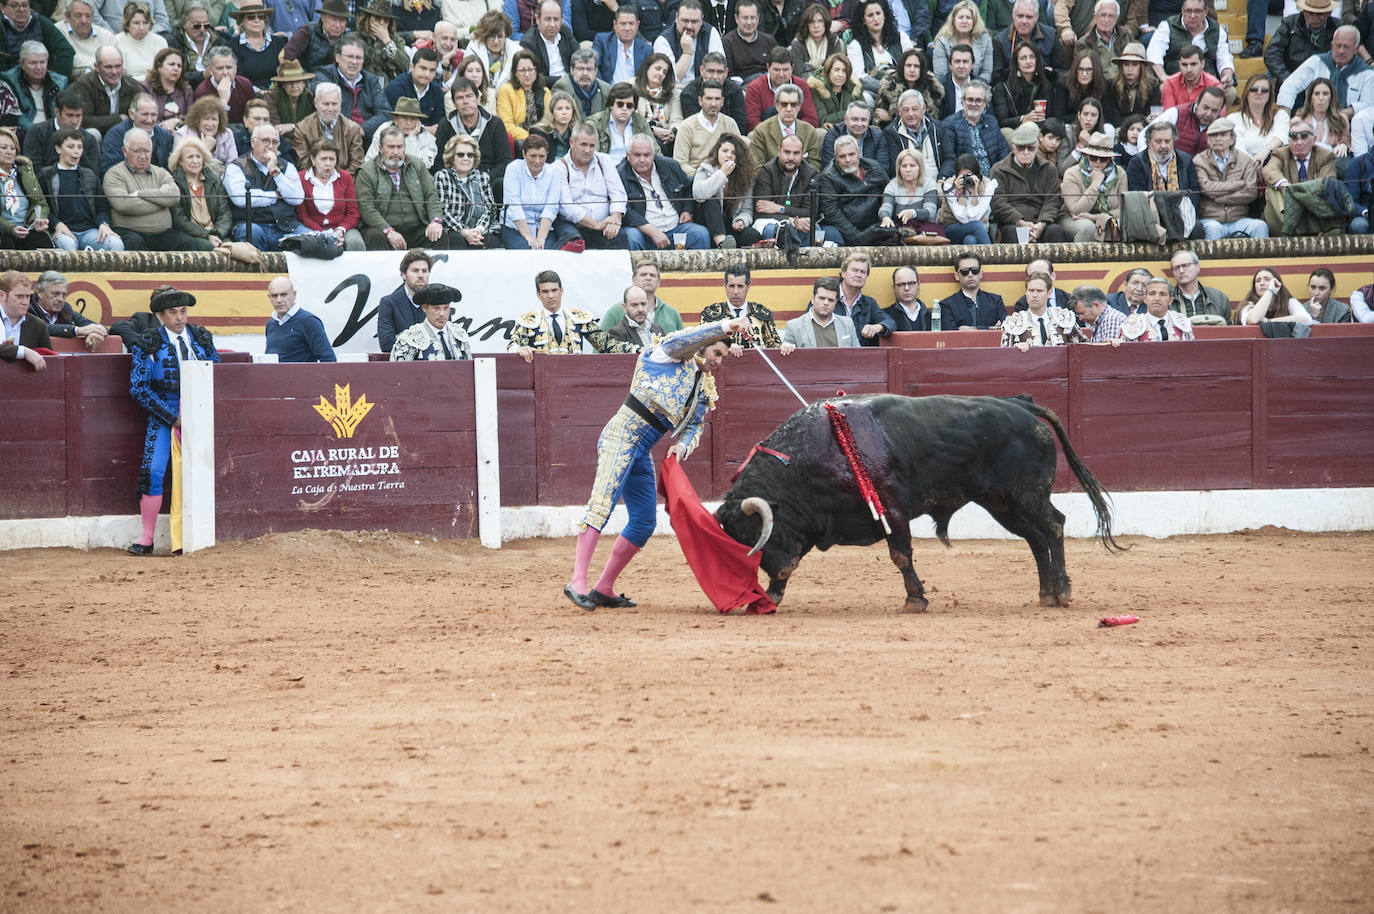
[128,287,220,556]
[566,314,750,611]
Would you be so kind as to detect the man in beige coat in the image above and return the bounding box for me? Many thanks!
[1260,122,1336,236]
[292,83,367,174]
[747,83,821,170]
[1194,119,1267,239]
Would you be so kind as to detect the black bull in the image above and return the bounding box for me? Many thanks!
[716,394,1124,612]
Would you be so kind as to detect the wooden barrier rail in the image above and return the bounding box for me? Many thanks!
[3,338,1371,537]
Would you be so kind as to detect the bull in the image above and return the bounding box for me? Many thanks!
[718,394,1122,612]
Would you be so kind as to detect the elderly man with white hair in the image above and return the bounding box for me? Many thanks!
[292,81,366,174]
[223,122,305,249]
[818,133,889,245]
[557,122,631,249]
[104,126,199,250]
[992,0,1071,82]
[59,0,115,77]
[617,133,710,250]
[1275,26,1373,118]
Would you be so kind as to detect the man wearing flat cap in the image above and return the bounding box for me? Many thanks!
[990,122,1073,243]
[390,284,471,361]
[1194,117,1269,240]
[128,285,220,557]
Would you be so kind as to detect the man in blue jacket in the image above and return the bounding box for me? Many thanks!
[265,277,337,363]
[376,248,433,352]
[1346,145,1374,234]
[937,81,1007,177]
[595,7,654,84]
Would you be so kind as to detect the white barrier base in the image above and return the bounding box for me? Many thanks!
[4,488,1372,551]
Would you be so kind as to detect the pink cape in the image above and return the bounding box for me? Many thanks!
[658,455,776,614]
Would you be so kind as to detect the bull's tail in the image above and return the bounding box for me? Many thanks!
[1012,398,1127,553]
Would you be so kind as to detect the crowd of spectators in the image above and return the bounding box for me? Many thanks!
[1,0,1372,254]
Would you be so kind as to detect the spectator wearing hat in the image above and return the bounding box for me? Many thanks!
[263,60,315,137]
[293,83,365,174]
[228,1,286,90]
[385,46,446,131]
[1194,117,1269,240]
[364,97,438,168]
[1059,131,1124,241]
[309,34,392,140]
[191,46,257,123]
[264,277,336,363]
[356,124,448,250]
[1103,41,1160,123]
[390,284,472,362]
[354,0,409,82]
[990,121,1072,243]
[1149,83,1225,156]
[224,122,306,248]
[127,286,220,557]
[1265,0,1339,86]
[283,0,351,74]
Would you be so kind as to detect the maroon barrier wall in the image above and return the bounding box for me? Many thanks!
[212,362,480,540]
[4,338,1372,531]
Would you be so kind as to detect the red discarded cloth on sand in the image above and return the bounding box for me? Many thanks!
[658,454,776,614]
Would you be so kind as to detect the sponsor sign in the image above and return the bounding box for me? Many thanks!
[284,250,634,354]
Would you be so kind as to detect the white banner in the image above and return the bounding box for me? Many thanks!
[278,249,635,354]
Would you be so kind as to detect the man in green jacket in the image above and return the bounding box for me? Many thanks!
[354,124,449,250]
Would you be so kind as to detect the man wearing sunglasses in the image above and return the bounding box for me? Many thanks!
[944,253,1006,331]
[165,3,228,88]
[1261,121,1336,235]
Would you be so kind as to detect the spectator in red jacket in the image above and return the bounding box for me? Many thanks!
[742,46,820,130]
[296,138,364,251]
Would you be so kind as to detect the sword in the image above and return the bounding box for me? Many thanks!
[751,343,809,408]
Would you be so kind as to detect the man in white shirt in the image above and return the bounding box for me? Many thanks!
[223,124,306,249]
[597,6,649,85]
[0,270,47,371]
[780,277,859,352]
[521,0,572,80]
[619,134,711,249]
[557,122,630,249]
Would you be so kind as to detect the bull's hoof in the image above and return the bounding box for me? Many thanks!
[897,597,929,614]
[1039,592,1072,607]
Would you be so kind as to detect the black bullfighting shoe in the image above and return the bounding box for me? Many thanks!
[126,542,154,556]
[589,589,636,608]
[563,584,596,611]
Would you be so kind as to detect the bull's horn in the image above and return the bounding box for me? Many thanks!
[740,497,773,556]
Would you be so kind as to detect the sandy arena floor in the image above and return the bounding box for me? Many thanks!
[2,528,1372,913]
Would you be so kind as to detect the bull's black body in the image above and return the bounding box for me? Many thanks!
[716,394,1122,611]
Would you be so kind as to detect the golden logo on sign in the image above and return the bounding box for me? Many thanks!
[314,383,374,438]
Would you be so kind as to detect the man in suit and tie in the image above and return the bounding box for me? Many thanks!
[0,270,49,371]
[376,248,434,352]
[944,252,1007,329]
[747,82,821,169]
[779,277,860,352]
[521,0,576,81]
[595,7,654,85]
[1261,121,1338,236]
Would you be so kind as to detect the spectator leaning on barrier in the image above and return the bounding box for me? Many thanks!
[264,276,337,363]
[28,270,109,350]
[780,275,859,353]
[1070,283,1125,343]
[1123,276,1195,340]
[700,263,782,354]
[1168,249,1230,325]
[1,269,49,370]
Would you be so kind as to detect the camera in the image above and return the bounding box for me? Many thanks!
[960,174,976,189]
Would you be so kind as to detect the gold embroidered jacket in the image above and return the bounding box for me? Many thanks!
[508,307,640,354]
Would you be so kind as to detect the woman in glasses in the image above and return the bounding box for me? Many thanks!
[434,134,502,249]
[228,0,287,90]
[496,48,549,147]
[115,1,168,82]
